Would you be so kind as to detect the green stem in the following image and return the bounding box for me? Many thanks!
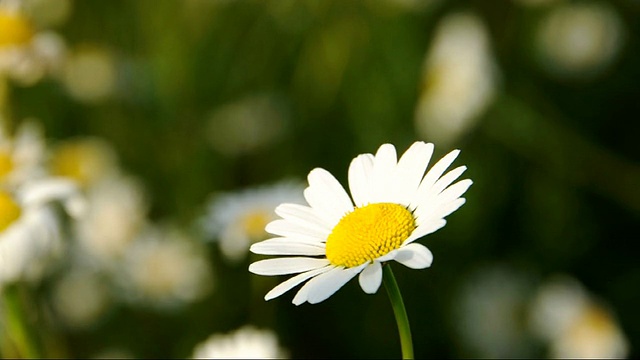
[1,284,43,359]
[383,264,414,360]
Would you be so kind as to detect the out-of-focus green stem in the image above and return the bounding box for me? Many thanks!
[383,264,414,360]
[1,284,42,359]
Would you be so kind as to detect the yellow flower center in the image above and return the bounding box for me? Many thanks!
[50,141,111,187]
[0,190,21,232]
[241,211,270,240]
[0,10,33,48]
[0,150,14,180]
[325,203,416,268]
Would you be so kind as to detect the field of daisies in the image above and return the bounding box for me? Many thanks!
[0,0,638,358]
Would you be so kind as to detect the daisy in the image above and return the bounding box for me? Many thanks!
[0,119,47,187]
[414,12,498,145]
[192,325,288,359]
[249,141,472,305]
[528,275,629,358]
[0,177,84,285]
[201,180,305,263]
[116,224,213,308]
[0,0,66,86]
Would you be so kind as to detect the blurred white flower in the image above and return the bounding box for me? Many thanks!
[0,0,66,86]
[0,119,47,186]
[49,137,119,189]
[0,177,83,286]
[51,267,111,329]
[528,275,629,359]
[73,174,148,265]
[62,44,118,104]
[452,265,535,358]
[414,12,498,145]
[117,225,213,308]
[206,93,289,156]
[200,180,305,263]
[535,2,624,79]
[192,325,288,359]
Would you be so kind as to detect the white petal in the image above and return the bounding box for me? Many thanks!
[358,261,383,294]
[265,265,333,301]
[265,219,328,241]
[292,279,313,305]
[275,203,333,231]
[18,178,80,208]
[293,265,364,305]
[403,219,447,245]
[394,243,433,269]
[369,144,397,203]
[303,169,355,227]
[414,179,472,221]
[431,166,467,195]
[410,149,460,210]
[435,179,473,206]
[248,257,330,276]
[421,198,466,224]
[348,153,374,207]
[388,142,434,206]
[376,249,399,263]
[307,168,353,216]
[250,238,326,256]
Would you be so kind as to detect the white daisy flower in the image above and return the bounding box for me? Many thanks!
[49,136,119,189]
[0,177,84,285]
[249,141,472,305]
[528,275,629,359]
[414,12,498,145]
[0,0,66,86]
[116,224,213,308]
[535,2,624,79]
[201,181,305,263]
[73,174,148,264]
[192,325,288,359]
[0,119,47,186]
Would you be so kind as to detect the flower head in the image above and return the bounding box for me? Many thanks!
[201,181,304,263]
[0,177,84,285]
[528,275,629,358]
[116,224,213,308]
[192,325,288,359]
[249,141,472,305]
[0,0,67,86]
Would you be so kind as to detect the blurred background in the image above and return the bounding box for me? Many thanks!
[0,0,638,358]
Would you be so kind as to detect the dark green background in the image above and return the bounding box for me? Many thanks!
[6,0,639,358]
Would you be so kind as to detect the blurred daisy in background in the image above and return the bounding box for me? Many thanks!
[414,12,499,146]
[0,119,46,186]
[452,264,536,358]
[0,117,84,287]
[116,224,213,309]
[528,275,629,359]
[48,136,149,267]
[50,266,111,329]
[535,1,624,79]
[72,174,148,267]
[0,177,83,286]
[0,0,67,86]
[49,137,119,189]
[200,180,305,263]
[249,141,471,305]
[192,325,288,359]
[61,44,118,104]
